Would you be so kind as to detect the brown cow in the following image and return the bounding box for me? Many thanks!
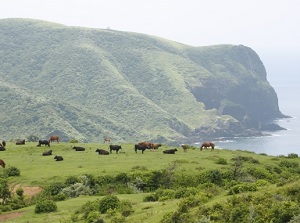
[138,141,153,149]
[0,159,5,168]
[49,135,60,143]
[103,137,111,143]
[200,142,215,151]
[151,143,162,150]
[181,144,189,152]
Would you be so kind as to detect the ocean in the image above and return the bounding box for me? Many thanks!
[195,51,300,156]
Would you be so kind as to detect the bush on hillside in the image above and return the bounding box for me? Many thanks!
[44,182,65,196]
[34,200,57,213]
[287,153,298,158]
[279,160,299,168]
[99,195,120,213]
[5,166,20,176]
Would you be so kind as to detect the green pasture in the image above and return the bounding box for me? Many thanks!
[0,142,274,187]
[1,142,296,223]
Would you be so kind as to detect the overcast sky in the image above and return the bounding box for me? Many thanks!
[1,0,299,83]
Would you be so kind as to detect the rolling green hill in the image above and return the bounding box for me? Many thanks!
[0,18,285,143]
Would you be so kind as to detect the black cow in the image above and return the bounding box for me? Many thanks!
[0,159,5,168]
[109,145,122,154]
[134,144,148,154]
[72,146,85,151]
[16,139,26,145]
[95,148,109,155]
[42,150,52,156]
[163,149,178,154]
[0,146,6,151]
[37,140,50,147]
[54,155,63,161]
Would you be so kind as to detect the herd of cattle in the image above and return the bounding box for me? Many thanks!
[0,136,215,168]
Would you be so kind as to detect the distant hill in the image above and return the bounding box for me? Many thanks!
[0,18,286,143]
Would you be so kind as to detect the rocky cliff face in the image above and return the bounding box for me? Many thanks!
[185,45,287,140]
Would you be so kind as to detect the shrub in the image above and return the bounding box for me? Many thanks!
[99,195,120,213]
[175,187,198,199]
[143,193,158,202]
[5,166,20,176]
[65,176,80,185]
[119,200,134,217]
[52,193,66,201]
[76,200,99,219]
[246,167,273,181]
[287,153,299,159]
[15,188,24,197]
[231,156,259,164]
[156,189,176,201]
[115,173,130,184]
[215,158,228,165]
[0,179,11,204]
[34,200,57,213]
[44,182,65,196]
[69,139,79,143]
[86,211,104,223]
[256,179,271,187]
[62,182,93,198]
[279,160,299,169]
[110,215,126,223]
[289,214,300,223]
[228,183,257,195]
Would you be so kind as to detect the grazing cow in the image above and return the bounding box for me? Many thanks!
[0,159,5,168]
[54,155,63,161]
[0,146,6,151]
[103,137,111,143]
[200,142,215,151]
[181,144,189,152]
[37,140,50,147]
[95,148,109,155]
[134,144,149,154]
[138,141,153,149]
[109,145,122,154]
[163,149,178,154]
[49,135,60,143]
[72,146,85,151]
[16,139,25,145]
[42,150,52,156]
[151,143,162,150]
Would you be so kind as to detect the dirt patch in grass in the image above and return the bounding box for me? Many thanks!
[12,184,43,197]
[0,211,26,222]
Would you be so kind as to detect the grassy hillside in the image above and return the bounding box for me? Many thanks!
[0,18,284,143]
[1,142,300,222]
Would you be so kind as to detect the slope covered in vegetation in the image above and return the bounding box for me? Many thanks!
[0,142,300,222]
[0,18,285,143]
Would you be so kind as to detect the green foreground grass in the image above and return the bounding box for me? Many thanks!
[1,142,251,187]
[0,141,298,222]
